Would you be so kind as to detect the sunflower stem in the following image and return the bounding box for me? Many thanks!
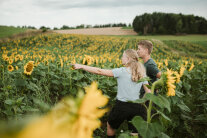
[69,72,72,91]
[2,66,4,82]
[48,62,50,73]
[147,78,164,123]
[147,100,152,123]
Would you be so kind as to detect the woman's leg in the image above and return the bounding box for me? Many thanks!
[107,121,116,137]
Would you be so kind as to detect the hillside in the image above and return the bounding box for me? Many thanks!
[0,26,27,38]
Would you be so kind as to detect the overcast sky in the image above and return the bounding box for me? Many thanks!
[0,0,207,28]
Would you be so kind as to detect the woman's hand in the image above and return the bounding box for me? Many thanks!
[71,64,83,69]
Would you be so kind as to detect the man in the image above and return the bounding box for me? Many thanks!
[137,40,161,98]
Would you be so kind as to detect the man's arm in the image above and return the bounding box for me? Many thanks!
[147,64,161,79]
[72,64,114,77]
[143,84,151,93]
[156,72,162,79]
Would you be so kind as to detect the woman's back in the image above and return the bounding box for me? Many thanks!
[112,67,148,102]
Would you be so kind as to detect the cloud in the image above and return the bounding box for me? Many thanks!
[0,0,206,28]
[33,0,207,10]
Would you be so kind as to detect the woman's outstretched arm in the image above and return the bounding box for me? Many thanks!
[71,64,114,77]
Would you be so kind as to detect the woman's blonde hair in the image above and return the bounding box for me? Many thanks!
[124,49,146,82]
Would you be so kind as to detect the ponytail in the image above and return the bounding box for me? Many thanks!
[128,61,146,82]
[124,49,146,82]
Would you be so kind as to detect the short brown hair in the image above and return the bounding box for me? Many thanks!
[138,40,153,54]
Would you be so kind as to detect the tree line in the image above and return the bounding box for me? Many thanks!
[54,23,130,30]
[17,23,131,31]
[133,12,207,35]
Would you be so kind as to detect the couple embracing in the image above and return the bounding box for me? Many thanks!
[72,40,161,137]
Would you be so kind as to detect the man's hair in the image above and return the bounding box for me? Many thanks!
[138,40,153,54]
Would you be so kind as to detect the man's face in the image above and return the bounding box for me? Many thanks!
[137,45,147,58]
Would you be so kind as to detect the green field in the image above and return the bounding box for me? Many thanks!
[115,34,207,41]
[0,26,27,38]
[114,34,207,49]
[0,26,207,137]
[0,32,206,137]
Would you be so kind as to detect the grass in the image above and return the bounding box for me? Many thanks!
[0,26,27,38]
[122,26,133,29]
[191,41,207,49]
[111,34,207,49]
[113,34,207,41]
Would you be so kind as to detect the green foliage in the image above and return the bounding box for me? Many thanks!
[133,12,207,35]
[134,93,171,112]
[164,63,207,137]
[132,116,166,138]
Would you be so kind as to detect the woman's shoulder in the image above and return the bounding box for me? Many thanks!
[112,67,129,74]
[113,67,126,70]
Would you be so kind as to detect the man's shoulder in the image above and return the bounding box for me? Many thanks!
[145,58,157,66]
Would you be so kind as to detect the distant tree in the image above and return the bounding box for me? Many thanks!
[53,27,58,30]
[142,13,153,35]
[198,17,207,34]
[40,26,46,29]
[27,26,36,29]
[76,24,84,29]
[40,26,48,32]
[176,19,183,33]
[61,25,70,30]
[86,25,92,28]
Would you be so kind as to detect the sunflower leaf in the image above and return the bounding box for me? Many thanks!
[144,93,171,112]
[137,77,151,83]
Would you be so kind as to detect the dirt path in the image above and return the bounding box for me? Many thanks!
[54,27,137,35]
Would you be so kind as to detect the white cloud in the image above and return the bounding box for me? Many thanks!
[0,0,207,28]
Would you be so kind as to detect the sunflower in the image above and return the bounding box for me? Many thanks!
[188,63,194,71]
[179,66,185,77]
[166,69,176,96]
[73,82,108,138]
[95,58,99,65]
[164,59,168,66]
[173,71,181,83]
[8,59,13,64]
[24,61,34,75]
[60,58,63,68]
[71,58,76,64]
[34,60,40,67]
[184,61,188,66]
[82,58,86,65]
[151,69,176,96]
[19,55,24,61]
[15,66,19,70]
[15,54,20,62]
[17,82,108,138]
[4,57,9,62]
[8,65,14,72]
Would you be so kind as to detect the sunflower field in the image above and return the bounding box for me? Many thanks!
[0,34,207,138]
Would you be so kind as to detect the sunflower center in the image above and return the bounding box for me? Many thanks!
[26,64,33,72]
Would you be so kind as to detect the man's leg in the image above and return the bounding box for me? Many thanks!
[107,122,116,138]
